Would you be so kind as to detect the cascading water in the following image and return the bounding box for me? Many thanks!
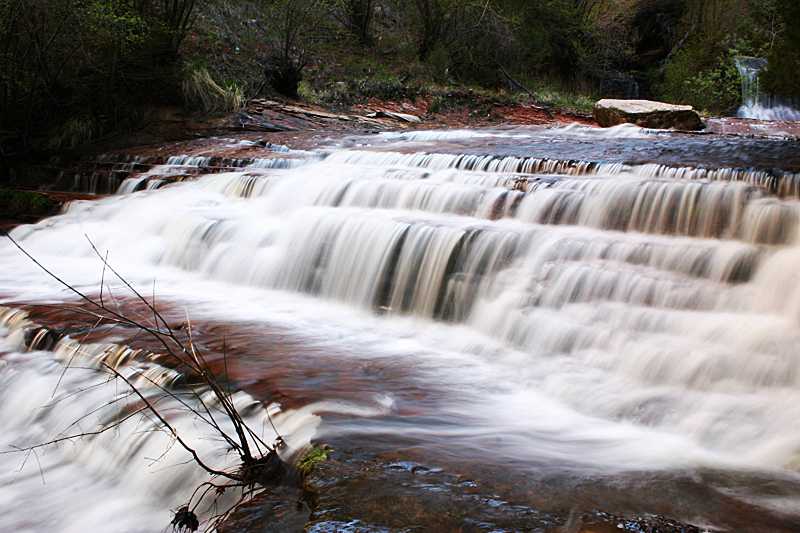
[736,56,800,120]
[0,307,323,533]
[3,125,800,532]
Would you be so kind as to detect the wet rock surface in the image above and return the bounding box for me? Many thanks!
[4,98,800,210]
[17,120,800,213]
[217,486,309,533]
[300,454,709,533]
[302,455,562,533]
[705,116,800,137]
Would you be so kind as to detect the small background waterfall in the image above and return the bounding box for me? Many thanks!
[736,56,800,120]
[3,125,800,532]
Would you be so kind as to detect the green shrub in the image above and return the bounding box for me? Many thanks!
[426,43,451,82]
[762,0,800,100]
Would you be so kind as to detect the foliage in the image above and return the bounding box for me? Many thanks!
[426,43,451,82]
[411,0,472,61]
[443,1,516,86]
[258,0,331,98]
[298,445,331,475]
[313,78,418,108]
[502,0,585,80]
[332,0,375,43]
[647,0,797,113]
[0,189,54,217]
[1,0,797,150]
[48,114,100,150]
[580,0,640,72]
[761,0,800,99]
[660,38,742,113]
[184,2,271,100]
[0,0,203,150]
[746,0,785,56]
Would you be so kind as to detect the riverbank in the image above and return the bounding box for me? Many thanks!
[5,96,800,231]
[0,96,592,228]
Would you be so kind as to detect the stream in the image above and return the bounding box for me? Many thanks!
[2,123,800,532]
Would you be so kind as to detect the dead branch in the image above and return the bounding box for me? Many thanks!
[488,57,554,119]
[4,236,292,531]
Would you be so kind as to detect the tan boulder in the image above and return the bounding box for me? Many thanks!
[594,99,706,131]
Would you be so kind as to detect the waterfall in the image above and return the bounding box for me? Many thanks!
[736,56,800,120]
[4,126,800,531]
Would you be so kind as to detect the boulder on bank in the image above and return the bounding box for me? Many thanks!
[594,99,706,130]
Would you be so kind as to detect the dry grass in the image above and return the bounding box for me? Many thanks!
[48,114,99,149]
[182,68,243,115]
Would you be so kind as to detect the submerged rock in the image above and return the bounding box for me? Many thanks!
[594,99,706,131]
[300,455,707,533]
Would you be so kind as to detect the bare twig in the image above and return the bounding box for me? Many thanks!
[53,314,105,396]
[6,235,290,531]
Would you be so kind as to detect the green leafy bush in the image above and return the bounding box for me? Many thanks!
[0,0,202,150]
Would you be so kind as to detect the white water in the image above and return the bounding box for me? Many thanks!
[4,127,800,530]
[0,309,326,533]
